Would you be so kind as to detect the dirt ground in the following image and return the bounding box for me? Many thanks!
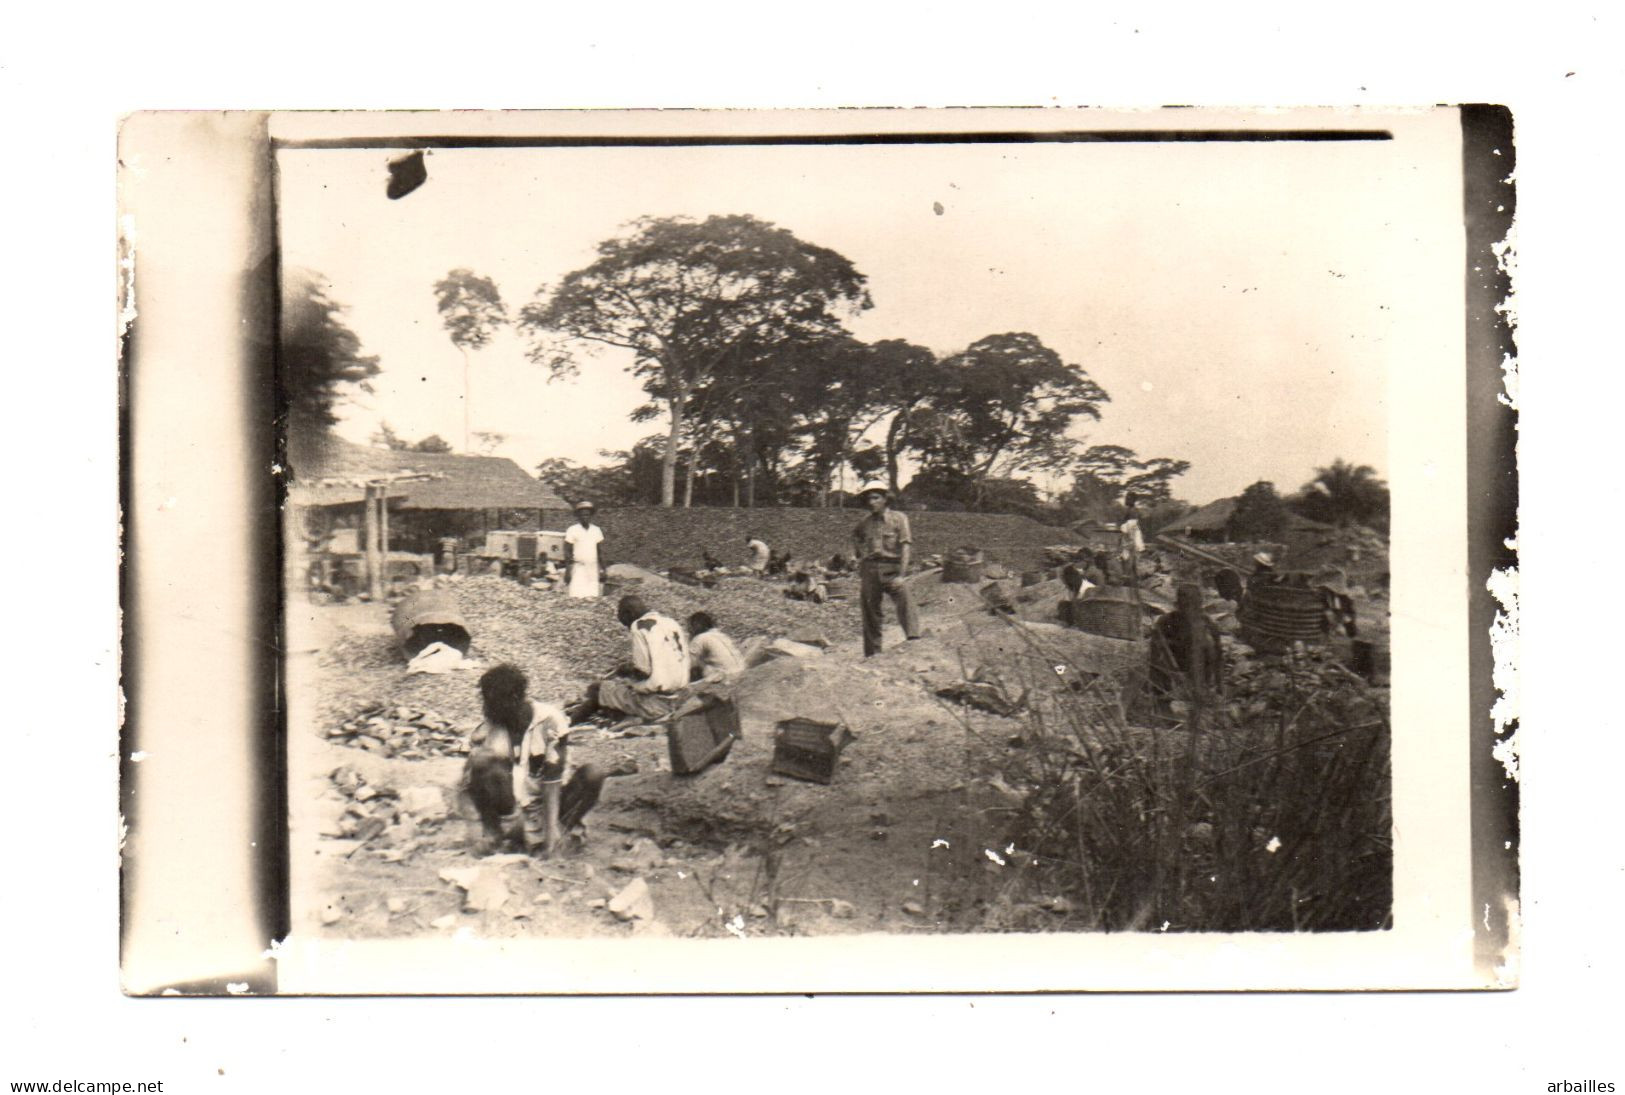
[288,537,1390,940]
[287,570,1147,940]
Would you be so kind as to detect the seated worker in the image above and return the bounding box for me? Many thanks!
[463,663,607,857]
[688,611,746,682]
[572,594,691,723]
[745,534,771,574]
[1057,561,1101,626]
[1148,603,1224,700]
[785,568,828,603]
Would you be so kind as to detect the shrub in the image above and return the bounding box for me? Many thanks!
[977,622,1391,932]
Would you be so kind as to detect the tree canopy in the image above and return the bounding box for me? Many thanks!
[909,332,1109,509]
[433,269,508,350]
[280,269,380,438]
[518,214,871,506]
[1294,459,1388,529]
[1230,480,1289,540]
[371,422,454,452]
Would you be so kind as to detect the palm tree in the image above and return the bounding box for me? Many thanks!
[433,269,508,452]
[1301,459,1388,527]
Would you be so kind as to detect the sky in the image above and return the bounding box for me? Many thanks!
[275,111,1461,503]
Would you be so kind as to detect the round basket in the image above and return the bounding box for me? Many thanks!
[1073,596,1143,640]
[942,559,984,584]
[1241,578,1328,653]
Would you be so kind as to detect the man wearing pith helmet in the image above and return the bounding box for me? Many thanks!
[850,481,922,656]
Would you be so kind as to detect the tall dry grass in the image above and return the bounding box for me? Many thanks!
[970,621,1391,933]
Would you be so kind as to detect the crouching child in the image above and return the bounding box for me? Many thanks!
[463,663,607,857]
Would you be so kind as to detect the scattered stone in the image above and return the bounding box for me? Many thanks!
[765,638,824,660]
[749,904,770,919]
[1038,896,1073,915]
[608,877,654,922]
[320,905,343,925]
[869,810,891,826]
[386,897,407,914]
[901,901,925,916]
[534,892,553,905]
[330,766,363,794]
[586,898,608,910]
[439,865,512,912]
[870,830,888,842]
[764,777,785,788]
[354,785,380,803]
[609,837,665,874]
[829,899,856,919]
[354,816,388,842]
[430,913,458,929]
[480,853,532,867]
[399,786,449,819]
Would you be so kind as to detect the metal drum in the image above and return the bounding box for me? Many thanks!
[391,587,472,657]
[1241,575,1328,653]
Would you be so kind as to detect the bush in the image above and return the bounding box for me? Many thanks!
[981,626,1391,932]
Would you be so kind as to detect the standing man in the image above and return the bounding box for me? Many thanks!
[1118,496,1145,580]
[564,500,604,598]
[850,481,922,657]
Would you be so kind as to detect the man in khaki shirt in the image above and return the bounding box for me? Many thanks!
[850,482,922,656]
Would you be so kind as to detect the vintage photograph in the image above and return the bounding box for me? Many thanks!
[275,109,1422,958]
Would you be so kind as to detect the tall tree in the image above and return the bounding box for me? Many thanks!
[1295,459,1389,528]
[1123,456,1193,505]
[864,340,941,495]
[911,332,1109,509]
[1058,444,1191,522]
[433,268,508,452]
[280,269,381,442]
[518,214,871,506]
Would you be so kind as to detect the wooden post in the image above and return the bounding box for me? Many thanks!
[378,488,390,562]
[363,483,383,601]
[1177,582,1206,703]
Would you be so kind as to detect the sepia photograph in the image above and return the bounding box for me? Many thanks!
[120,106,1510,994]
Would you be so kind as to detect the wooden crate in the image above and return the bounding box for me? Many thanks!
[665,694,741,776]
[771,718,855,785]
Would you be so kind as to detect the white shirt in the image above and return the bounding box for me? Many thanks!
[514,700,571,798]
[565,521,604,565]
[1120,517,1144,553]
[629,612,690,692]
[690,630,745,680]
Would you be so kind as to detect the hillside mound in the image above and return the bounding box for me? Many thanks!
[591,506,1078,574]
